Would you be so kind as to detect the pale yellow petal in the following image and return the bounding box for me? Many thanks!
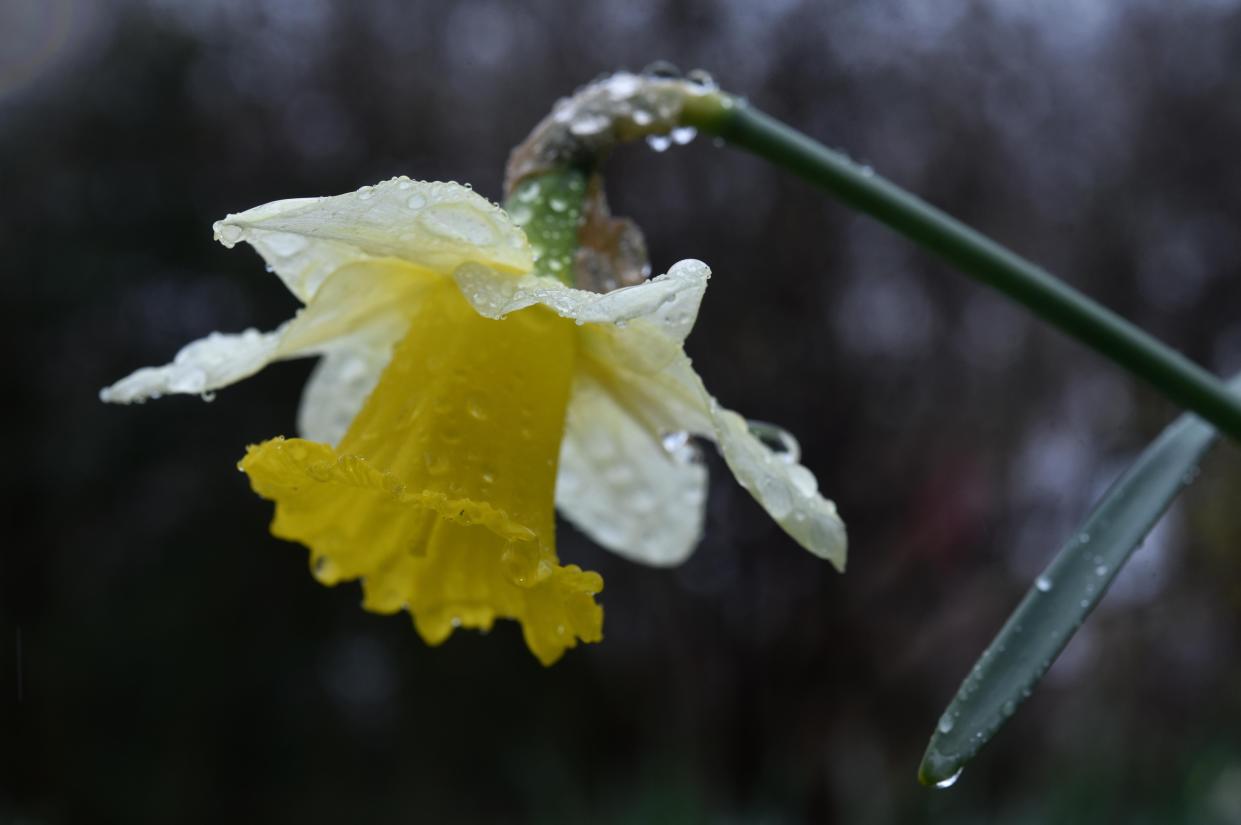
[556,372,707,566]
[100,259,436,407]
[454,257,709,342]
[587,333,848,570]
[215,178,532,302]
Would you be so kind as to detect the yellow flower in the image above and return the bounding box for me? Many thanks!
[100,178,846,664]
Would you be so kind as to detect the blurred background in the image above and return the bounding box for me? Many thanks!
[4,0,1241,821]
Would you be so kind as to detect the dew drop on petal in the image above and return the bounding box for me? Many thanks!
[747,420,801,464]
[759,476,793,519]
[216,223,243,245]
[661,431,689,453]
[788,465,818,497]
[465,394,489,421]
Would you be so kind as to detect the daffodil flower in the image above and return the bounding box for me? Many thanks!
[101,177,846,664]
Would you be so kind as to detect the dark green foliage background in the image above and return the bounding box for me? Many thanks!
[3,1,1241,822]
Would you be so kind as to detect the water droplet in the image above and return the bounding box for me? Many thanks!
[937,713,956,734]
[686,68,717,89]
[465,394,488,420]
[670,126,697,145]
[662,431,689,453]
[501,542,540,587]
[424,452,449,476]
[313,556,338,583]
[747,420,801,464]
[632,109,653,126]
[605,73,640,99]
[450,616,462,628]
[935,767,964,789]
[216,223,243,245]
[1035,576,1053,593]
[646,134,672,152]
[660,431,702,465]
[643,60,681,78]
[356,185,375,200]
[1094,563,1108,576]
[759,476,793,519]
[1001,700,1016,717]
[397,179,413,190]
[406,193,427,210]
[1078,531,1091,543]
[569,113,610,136]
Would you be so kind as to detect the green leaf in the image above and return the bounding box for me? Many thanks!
[917,374,1241,787]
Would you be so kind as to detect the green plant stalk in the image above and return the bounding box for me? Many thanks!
[682,95,1241,444]
[503,168,589,285]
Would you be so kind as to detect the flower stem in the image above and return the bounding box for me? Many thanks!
[684,95,1241,443]
[504,169,589,286]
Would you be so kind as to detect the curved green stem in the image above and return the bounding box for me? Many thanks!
[503,169,588,285]
[684,95,1241,444]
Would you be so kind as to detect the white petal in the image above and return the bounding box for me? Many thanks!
[709,405,848,570]
[454,258,709,342]
[101,260,432,407]
[584,317,846,566]
[593,341,847,568]
[556,373,707,567]
[296,346,390,446]
[604,349,847,569]
[98,327,282,403]
[215,178,532,302]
